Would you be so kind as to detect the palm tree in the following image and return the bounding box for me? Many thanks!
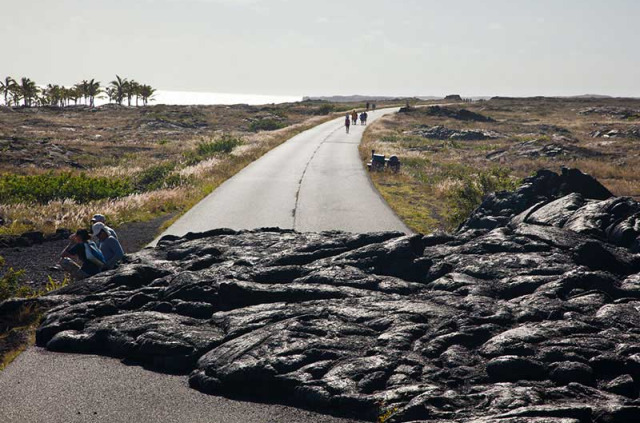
[18,77,39,107]
[87,79,101,107]
[10,87,22,106]
[68,86,80,106]
[40,84,53,106]
[129,80,141,106]
[109,75,127,105]
[0,76,16,105]
[123,79,139,107]
[47,84,63,107]
[105,87,116,104]
[139,84,156,106]
[74,80,89,105]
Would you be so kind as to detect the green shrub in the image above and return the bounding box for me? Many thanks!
[249,119,286,132]
[183,135,243,165]
[316,104,335,115]
[445,167,520,230]
[0,172,134,204]
[134,162,177,191]
[196,136,242,155]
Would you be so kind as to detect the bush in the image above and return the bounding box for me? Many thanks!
[196,135,242,155]
[184,135,243,165]
[445,167,520,230]
[249,119,286,132]
[134,162,177,191]
[0,172,134,204]
[316,104,335,115]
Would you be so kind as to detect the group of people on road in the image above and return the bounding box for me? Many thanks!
[344,110,368,133]
[60,213,125,280]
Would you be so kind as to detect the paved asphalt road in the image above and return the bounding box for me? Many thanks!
[0,111,406,422]
[0,348,363,423]
[154,107,410,241]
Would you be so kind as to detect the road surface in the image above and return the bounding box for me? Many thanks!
[155,107,410,241]
[0,110,406,422]
[0,348,363,423]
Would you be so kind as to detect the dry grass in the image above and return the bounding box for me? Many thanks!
[361,98,640,233]
[0,105,340,236]
[0,302,42,371]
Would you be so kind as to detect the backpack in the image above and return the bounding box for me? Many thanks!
[84,241,106,268]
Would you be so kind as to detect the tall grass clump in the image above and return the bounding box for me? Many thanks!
[445,167,520,230]
[184,135,243,165]
[249,119,286,132]
[0,256,28,301]
[0,172,134,204]
[134,162,178,191]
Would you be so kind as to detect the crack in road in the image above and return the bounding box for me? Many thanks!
[291,125,344,229]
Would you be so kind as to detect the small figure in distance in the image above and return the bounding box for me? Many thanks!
[360,111,368,125]
[92,222,125,270]
[345,113,351,134]
[90,214,118,239]
[60,228,104,280]
[351,110,358,126]
[366,102,370,111]
[372,103,376,111]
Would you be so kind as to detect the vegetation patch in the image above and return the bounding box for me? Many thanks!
[0,256,27,302]
[0,302,41,371]
[362,97,640,234]
[0,257,69,370]
[0,172,134,204]
[134,162,178,191]
[249,118,287,132]
[185,135,243,164]
[443,167,520,229]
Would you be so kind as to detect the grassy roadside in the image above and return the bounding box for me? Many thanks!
[0,271,68,370]
[0,105,346,237]
[360,98,640,234]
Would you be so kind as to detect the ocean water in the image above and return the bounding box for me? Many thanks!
[94,90,302,106]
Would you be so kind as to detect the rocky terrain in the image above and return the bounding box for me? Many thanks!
[412,125,502,141]
[4,169,640,422]
[400,105,495,122]
[486,140,603,162]
[0,103,326,172]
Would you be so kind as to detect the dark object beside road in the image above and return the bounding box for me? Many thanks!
[367,150,401,173]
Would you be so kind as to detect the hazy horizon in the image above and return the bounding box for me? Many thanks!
[4,0,639,98]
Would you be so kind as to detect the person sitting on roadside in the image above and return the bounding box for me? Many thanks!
[60,229,104,280]
[92,222,124,270]
[90,214,118,239]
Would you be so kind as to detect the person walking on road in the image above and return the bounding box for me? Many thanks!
[360,112,367,125]
[351,110,358,126]
[344,114,351,134]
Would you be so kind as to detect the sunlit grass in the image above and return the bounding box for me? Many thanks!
[360,99,640,234]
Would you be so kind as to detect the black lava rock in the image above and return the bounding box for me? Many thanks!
[7,169,640,422]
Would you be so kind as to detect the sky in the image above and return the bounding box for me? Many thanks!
[3,0,639,97]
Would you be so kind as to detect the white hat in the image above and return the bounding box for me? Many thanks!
[92,222,106,237]
[91,214,106,223]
